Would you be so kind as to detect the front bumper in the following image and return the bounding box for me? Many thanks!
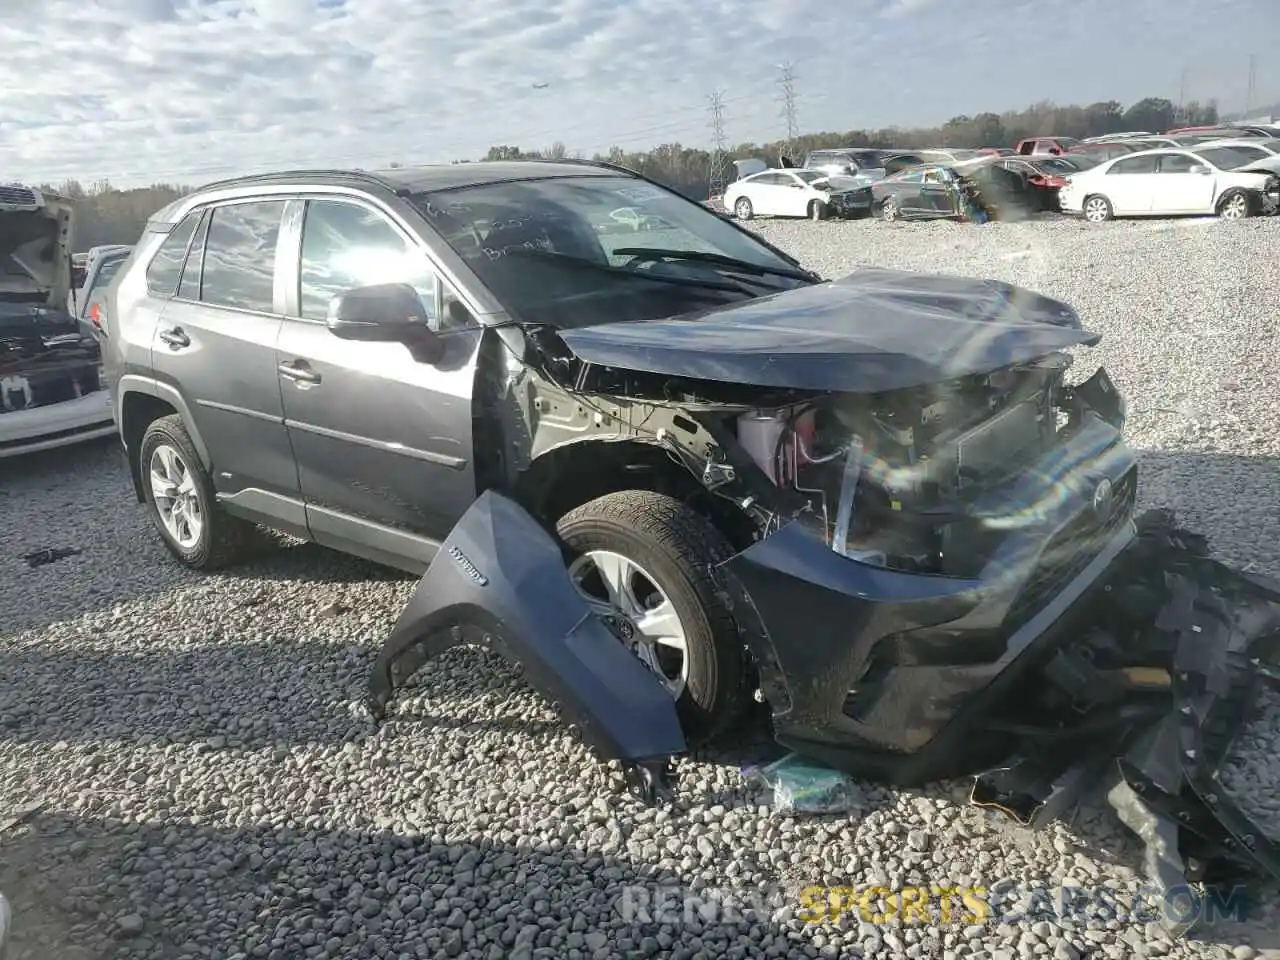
[721,411,1139,783]
[0,389,114,458]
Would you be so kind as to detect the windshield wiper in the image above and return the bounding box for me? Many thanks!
[611,247,817,282]
[502,247,751,294]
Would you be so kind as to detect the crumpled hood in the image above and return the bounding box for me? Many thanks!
[0,185,75,323]
[1239,156,1280,176]
[558,267,1101,393]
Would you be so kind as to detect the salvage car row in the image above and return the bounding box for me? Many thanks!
[720,127,1280,224]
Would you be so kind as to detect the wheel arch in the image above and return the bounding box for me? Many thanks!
[118,376,208,502]
[513,437,760,553]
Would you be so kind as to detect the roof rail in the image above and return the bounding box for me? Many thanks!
[191,167,406,195]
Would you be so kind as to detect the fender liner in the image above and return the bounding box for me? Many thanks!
[367,490,687,778]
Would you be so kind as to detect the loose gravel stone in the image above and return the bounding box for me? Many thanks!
[3,216,1279,959]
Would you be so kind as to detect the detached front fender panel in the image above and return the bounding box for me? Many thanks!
[367,489,687,764]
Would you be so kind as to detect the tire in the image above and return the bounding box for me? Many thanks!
[879,196,900,221]
[734,197,754,220]
[555,490,751,746]
[1216,190,1253,221]
[1082,195,1112,223]
[808,199,828,221]
[138,414,260,570]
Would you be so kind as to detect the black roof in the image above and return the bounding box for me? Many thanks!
[194,159,624,197]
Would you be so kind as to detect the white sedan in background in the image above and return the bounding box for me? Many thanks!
[723,168,870,221]
[1059,146,1280,222]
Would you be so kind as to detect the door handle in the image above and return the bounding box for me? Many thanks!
[278,361,321,385]
[158,327,190,348]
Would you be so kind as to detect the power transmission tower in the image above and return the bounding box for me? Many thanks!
[1244,54,1257,119]
[778,63,799,159]
[1176,67,1188,124]
[707,90,730,199]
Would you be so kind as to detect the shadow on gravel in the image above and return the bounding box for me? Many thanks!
[0,810,769,960]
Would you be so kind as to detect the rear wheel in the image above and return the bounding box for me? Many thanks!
[1083,195,1113,223]
[139,415,261,570]
[734,197,754,220]
[1216,190,1253,220]
[556,490,751,746]
[808,199,828,221]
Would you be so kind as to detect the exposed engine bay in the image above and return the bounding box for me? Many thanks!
[731,351,1114,576]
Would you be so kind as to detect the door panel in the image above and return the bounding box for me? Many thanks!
[1150,154,1217,213]
[150,200,300,508]
[1100,155,1159,214]
[277,197,481,554]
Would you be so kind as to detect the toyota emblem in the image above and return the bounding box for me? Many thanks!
[1093,478,1115,520]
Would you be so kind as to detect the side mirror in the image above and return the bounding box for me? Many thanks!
[326,282,445,363]
[1189,164,1211,175]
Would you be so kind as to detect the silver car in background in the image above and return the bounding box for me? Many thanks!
[802,148,889,183]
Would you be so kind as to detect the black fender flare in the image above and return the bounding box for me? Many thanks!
[367,489,687,765]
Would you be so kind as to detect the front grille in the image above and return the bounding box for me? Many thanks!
[1003,467,1137,630]
[0,185,38,207]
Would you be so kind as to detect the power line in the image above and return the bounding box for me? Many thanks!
[778,63,798,159]
[707,89,730,199]
[1244,53,1257,119]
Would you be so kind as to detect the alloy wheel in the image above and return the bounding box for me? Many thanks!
[1220,194,1248,220]
[149,443,204,549]
[881,198,899,221]
[567,549,690,698]
[1084,198,1109,222]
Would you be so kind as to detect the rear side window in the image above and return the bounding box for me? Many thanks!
[1108,155,1158,175]
[145,211,200,297]
[199,200,286,313]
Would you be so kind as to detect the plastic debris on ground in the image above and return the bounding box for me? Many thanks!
[743,752,866,815]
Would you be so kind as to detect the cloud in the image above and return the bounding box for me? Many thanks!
[3,0,1271,187]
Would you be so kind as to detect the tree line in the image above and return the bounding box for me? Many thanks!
[41,94,1250,252]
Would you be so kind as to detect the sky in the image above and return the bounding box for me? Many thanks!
[5,0,1277,188]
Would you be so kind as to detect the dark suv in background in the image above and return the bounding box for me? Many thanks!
[101,159,1140,778]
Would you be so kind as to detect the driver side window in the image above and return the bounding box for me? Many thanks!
[297,199,441,324]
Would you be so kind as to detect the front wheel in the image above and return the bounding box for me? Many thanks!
[556,490,751,746]
[879,196,900,221]
[733,197,754,220]
[1217,190,1253,221]
[808,199,828,221]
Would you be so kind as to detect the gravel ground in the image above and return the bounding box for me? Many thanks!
[3,215,1280,960]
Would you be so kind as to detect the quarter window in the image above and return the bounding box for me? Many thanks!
[145,211,200,297]
[199,201,285,313]
[297,199,440,323]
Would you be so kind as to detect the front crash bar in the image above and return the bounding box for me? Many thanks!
[366,490,687,801]
[972,509,1280,938]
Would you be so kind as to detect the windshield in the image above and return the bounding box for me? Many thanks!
[411,175,810,328]
[1193,147,1259,170]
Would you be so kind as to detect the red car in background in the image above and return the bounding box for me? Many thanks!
[1013,137,1081,156]
[993,155,1092,210]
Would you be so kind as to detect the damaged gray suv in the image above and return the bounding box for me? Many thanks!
[103,162,1280,916]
